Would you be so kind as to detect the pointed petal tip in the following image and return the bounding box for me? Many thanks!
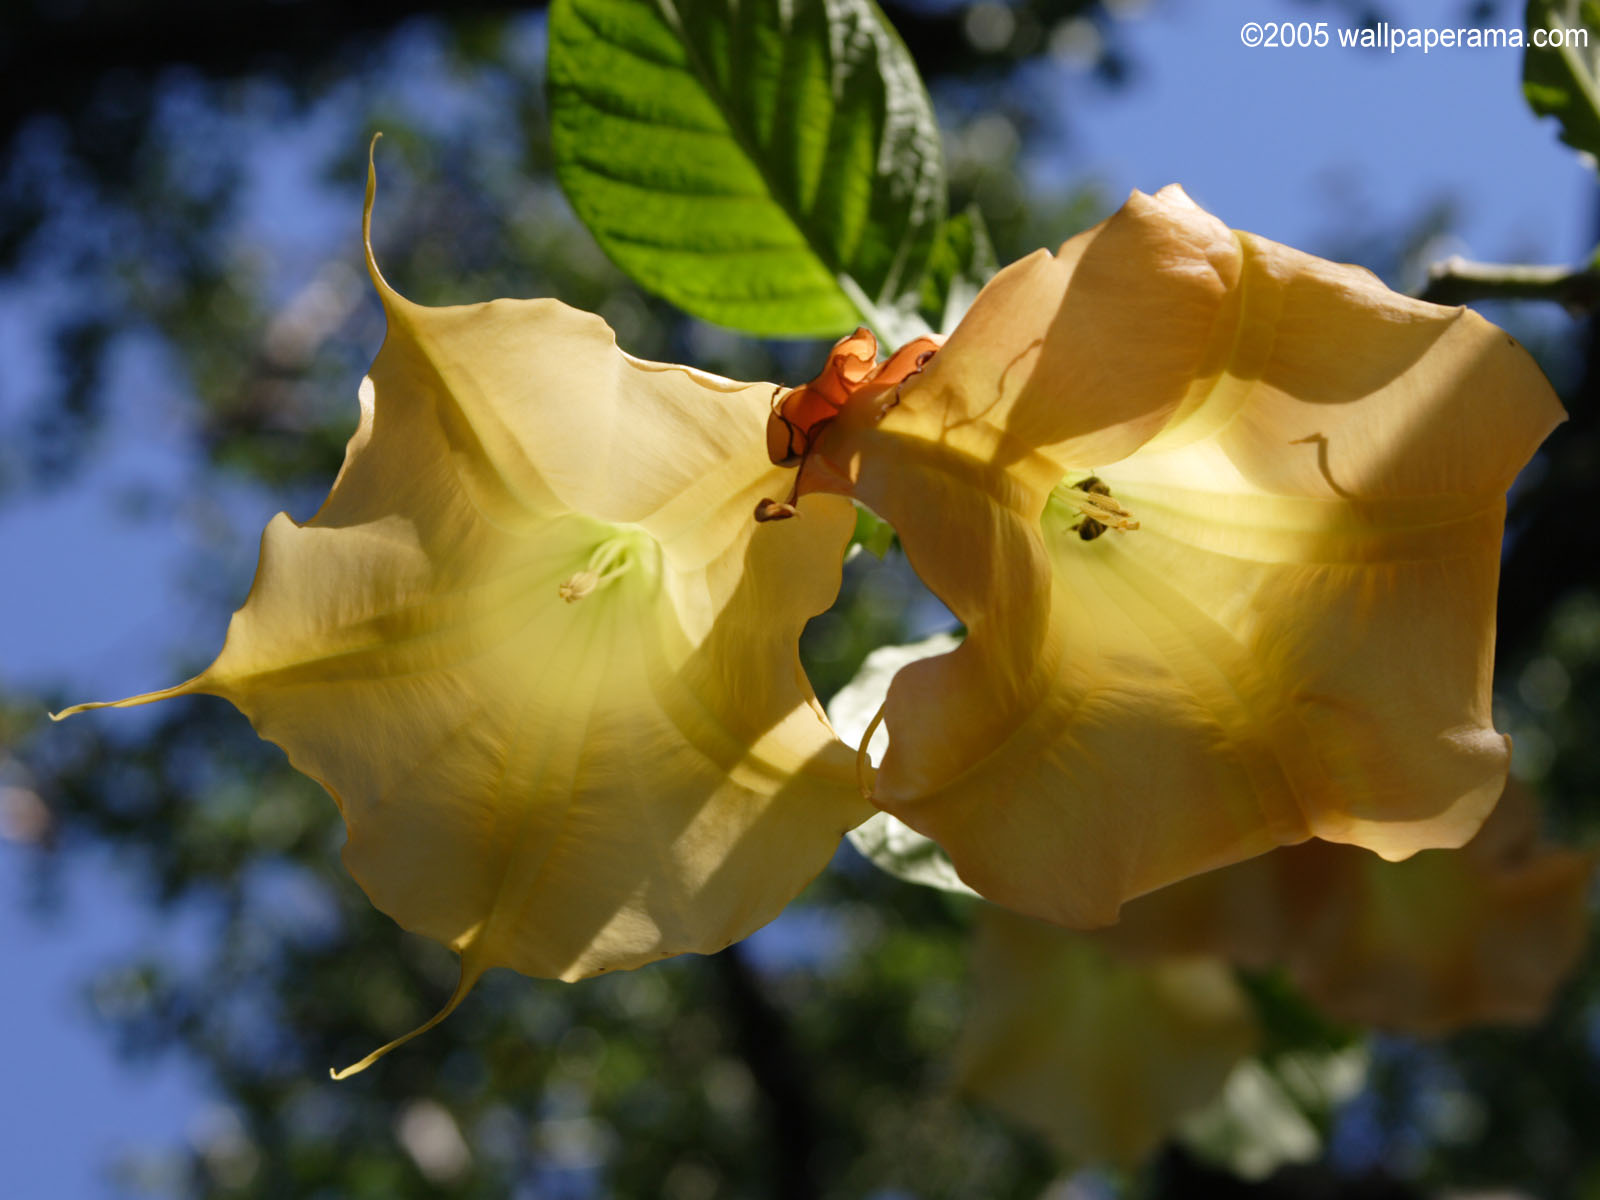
[50,678,207,722]
[363,131,395,300]
[49,702,101,722]
[1147,182,1197,207]
[329,955,484,1081]
[1120,183,1197,214]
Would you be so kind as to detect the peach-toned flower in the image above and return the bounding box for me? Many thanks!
[1103,781,1595,1034]
[790,185,1564,929]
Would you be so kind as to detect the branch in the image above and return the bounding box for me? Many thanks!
[1417,256,1600,313]
[712,946,821,1200]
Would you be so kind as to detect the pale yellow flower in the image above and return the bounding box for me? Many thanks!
[956,905,1257,1167]
[953,783,1590,1168]
[57,147,871,1075]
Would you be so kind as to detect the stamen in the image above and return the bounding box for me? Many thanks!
[1070,489,1139,532]
[1052,475,1139,542]
[559,538,637,602]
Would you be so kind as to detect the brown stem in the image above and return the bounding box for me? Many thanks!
[1417,256,1600,314]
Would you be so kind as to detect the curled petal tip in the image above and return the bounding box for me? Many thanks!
[330,959,481,1081]
[50,678,206,723]
[363,133,393,297]
[754,497,799,522]
[855,701,887,801]
[49,698,113,722]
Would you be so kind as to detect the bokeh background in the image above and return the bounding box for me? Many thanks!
[3,0,1599,1195]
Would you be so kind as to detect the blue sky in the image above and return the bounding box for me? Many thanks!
[1056,1,1592,262]
[1,1,1594,1193]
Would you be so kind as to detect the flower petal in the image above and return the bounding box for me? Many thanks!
[58,147,871,1072]
[956,905,1257,1167]
[1102,783,1595,1034]
[1283,786,1594,1033]
[802,186,1564,928]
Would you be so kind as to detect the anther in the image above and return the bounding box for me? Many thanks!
[1060,475,1139,540]
[558,539,634,603]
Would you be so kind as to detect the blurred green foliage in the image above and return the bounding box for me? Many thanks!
[1523,0,1600,161]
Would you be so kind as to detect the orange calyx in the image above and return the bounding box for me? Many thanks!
[756,327,942,522]
[766,327,880,467]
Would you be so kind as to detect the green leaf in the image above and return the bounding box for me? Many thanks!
[548,0,946,339]
[918,204,998,333]
[1234,968,1357,1061]
[1176,969,1365,1179]
[848,812,980,897]
[824,630,976,896]
[1177,1046,1369,1182]
[1524,0,1600,163]
[850,503,897,559]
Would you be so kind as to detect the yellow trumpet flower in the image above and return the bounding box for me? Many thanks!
[56,145,871,1076]
[957,905,1257,1168]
